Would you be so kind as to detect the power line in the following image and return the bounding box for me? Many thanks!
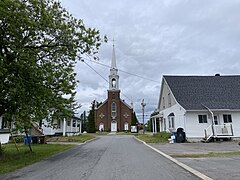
[81,60,109,83]
[82,57,159,83]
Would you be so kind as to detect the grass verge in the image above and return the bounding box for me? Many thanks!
[135,132,171,143]
[46,133,95,143]
[171,151,240,158]
[0,143,75,175]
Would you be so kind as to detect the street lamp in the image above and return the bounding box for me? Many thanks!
[141,99,146,134]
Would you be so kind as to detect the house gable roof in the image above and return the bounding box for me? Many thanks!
[164,75,240,110]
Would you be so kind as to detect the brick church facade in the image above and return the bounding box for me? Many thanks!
[94,45,133,132]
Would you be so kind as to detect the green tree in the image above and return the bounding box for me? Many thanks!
[0,0,106,149]
[131,111,138,125]
[87,100,102,133]
[80,111,87,132]
[87,101,96,133]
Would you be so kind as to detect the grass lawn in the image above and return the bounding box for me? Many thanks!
[171,151,240,158]
[0,143,75,175]
[135,132,171,143]
[46,133,96,143]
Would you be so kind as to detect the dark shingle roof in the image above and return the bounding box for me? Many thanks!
[164,75,240,110]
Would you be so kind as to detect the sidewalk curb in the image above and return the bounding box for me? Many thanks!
[83,136,99,144]
[134,136,213,180]
[47,136,99,145]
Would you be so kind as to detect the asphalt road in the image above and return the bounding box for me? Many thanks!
[2,135,199,180]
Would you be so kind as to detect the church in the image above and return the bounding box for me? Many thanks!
[94,45,133,132]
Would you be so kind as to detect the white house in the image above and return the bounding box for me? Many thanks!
[40,116,82,136]
[152,75,240,142]
[0,115,82,144]
[0,116,10,144]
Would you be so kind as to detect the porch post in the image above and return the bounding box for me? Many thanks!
[159,118,161,132]
[152,118,154,133]
[63,118,66,136]
[154,118,157,133]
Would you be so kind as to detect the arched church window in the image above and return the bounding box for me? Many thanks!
[111,102,116,117]
[112,78,116,88]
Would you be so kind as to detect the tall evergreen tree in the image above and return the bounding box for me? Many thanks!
[80,111,87,132]
[87,100,102,133]
[131,112,138,125]
[87,101,96,133]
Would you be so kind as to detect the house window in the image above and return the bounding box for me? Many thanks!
[198,115,207,123]
[168,93,171,107]
[168,116,175,128]
[57,120,61,128]
[162,97,165,109]
[223,114,232,123]
[67,120,71,126]
[1,116,7,129]
[111,102,116,117]
[73,120,76,127]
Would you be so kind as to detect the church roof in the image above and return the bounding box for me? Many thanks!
[164,75,240,110]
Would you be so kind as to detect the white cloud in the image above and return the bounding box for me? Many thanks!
[60,0,240,122]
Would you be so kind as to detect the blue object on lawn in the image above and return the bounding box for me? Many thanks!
[24,135,32,145]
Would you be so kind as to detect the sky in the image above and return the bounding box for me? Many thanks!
[60,0,240,122]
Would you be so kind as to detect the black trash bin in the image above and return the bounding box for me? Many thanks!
[176,128,186,143]
[32,136,39,144]
[39,136,46,144]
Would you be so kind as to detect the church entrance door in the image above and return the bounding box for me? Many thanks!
[111,120,117,132]
[99,123,104,131]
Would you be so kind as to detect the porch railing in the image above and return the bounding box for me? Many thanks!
[204,124,213,140]
[205,124,233,140]
[214,124,233,136]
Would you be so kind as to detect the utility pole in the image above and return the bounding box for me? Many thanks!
[141,99,146,134]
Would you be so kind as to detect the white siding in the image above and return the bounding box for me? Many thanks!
[41,119,81,136]
[185,112,211,138]
[159,79,176,111]
[216,111,240,137]
[185,111,240,139]
[160,104,186,132]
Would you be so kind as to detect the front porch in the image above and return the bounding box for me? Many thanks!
[204,124,234,142]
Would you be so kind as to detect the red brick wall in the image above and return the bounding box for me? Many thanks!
[95,90,133,131]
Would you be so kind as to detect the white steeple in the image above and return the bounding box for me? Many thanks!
[109,43,119,90]
[111,44,117,68]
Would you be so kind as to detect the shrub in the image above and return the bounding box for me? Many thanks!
[153,132,171,139]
